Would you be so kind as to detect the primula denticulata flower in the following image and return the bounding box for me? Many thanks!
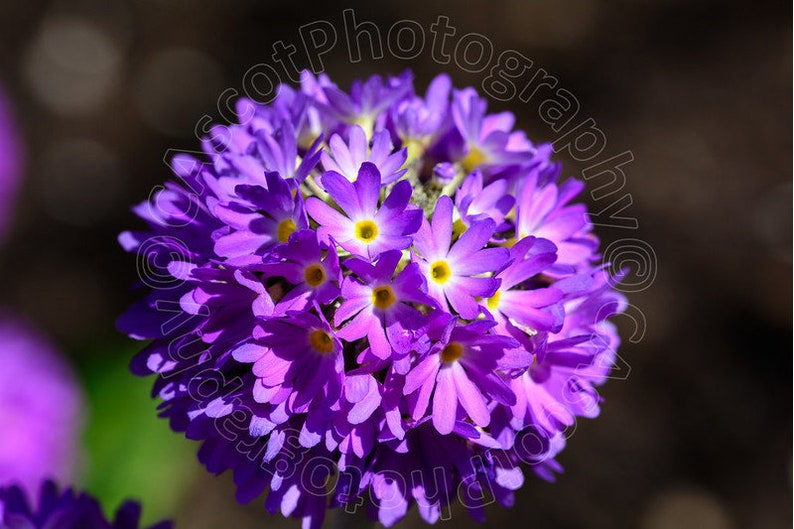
[119,71,627,528]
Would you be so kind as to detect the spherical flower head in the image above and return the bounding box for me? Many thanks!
[0,480,173,529]
[0,316,83,497]
[119,70,627,528]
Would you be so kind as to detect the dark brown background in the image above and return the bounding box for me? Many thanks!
[0,0,790,528]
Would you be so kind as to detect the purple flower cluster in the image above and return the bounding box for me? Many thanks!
[120,71,626,527]
[0,481,172,529]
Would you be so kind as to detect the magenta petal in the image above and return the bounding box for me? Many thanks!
[404,354,439,395]
[445,285,480,320]
[215,230,269,257]
[448,218,495,262]
[306,197,350,231]
[520,178,557,227]
[454,247,509,276]
[232,342,266,363]
[451,363,490,427]
[337,309,372,342]
[367,319,392,359]
[334,292,370,327]
[345,374,372,403]
[510,287,562,307]
[432,367,457,435]
[325,135,349,167]
[320,170,361,214]
[455,276,500,298]
[377,180,412,221]
[555,240,596,265]
[412,219,435,258]
[477,370,517,406]
[354,162,381,215]
[431,195,453,256]
[499,294,558,330]
[536,210,587,240]
[348,383,381,424]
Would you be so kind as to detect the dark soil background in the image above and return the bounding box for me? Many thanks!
[0,0,790,528]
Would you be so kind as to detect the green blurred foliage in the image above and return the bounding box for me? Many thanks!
[76,341,198,525]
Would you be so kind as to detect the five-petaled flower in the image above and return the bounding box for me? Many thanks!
[307,162,422,259]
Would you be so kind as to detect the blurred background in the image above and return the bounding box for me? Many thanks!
[0,0,790,528]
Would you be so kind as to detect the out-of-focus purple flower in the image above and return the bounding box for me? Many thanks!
[255,120,322,184]
[118,71,627,528]
[391,73,452,159]
[0,86,22,243]
[0,316,82,497]
[0,480,173,529]
[321,71,413,136]
[431,161,457,186]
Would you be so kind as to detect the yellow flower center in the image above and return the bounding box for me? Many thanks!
[503,237,518,249]
[452,218,468,238]
[308,329,334,354]
[304,264,326,287]
[486,290,501,311]
[372,285,397,310]
[440,341,464,363]
[402,138,427,167]
[298,131,321,151]
[276,218,297,243]
[355,220,379,243]
[430,260,452,284]
[353,115,375,139]
[461,146,488,173]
